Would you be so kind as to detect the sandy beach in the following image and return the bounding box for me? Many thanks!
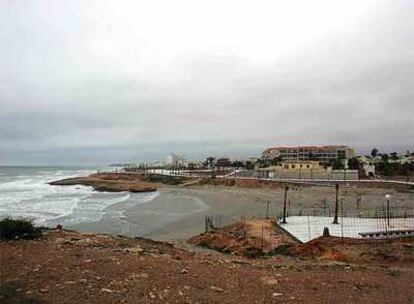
[67,184,414,241]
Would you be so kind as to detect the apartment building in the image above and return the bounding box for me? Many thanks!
[261,145,355,162]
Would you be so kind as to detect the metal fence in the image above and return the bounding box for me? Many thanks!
[203,206,414,243]
[277,206,414,242]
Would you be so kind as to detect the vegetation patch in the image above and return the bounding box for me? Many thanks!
[141,174,190,185]
[0,218,42,241]
[0,282,41,304]
[271,244,293,256]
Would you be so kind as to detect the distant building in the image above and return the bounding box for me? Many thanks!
[260,160,358,180]
[358,156,376,177]
[280,160,324,170]
[166,153,187,168]
[260,160,330,179]
[261,145,355,162]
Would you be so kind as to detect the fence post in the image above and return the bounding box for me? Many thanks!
[261,224,264,250]
[205,216,208,232]
[340,199,344,243]
[386,198,390,227]
[266,201,270,219]
[282,185,289,224]
[333,184,339,224]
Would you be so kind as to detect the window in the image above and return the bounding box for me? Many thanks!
[292,165,295,169]
[284,165,289,169]
[307,165,310,168]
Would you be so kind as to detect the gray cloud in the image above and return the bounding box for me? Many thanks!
[1,0,413,165]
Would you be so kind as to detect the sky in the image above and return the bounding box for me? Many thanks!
[0,0,413,165]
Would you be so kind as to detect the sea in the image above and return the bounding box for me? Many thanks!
[0,166,208,238]
[0,166,157,227]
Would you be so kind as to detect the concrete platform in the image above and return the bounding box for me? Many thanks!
[279,216,414,242]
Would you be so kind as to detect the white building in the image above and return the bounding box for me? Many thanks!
[166,153,187,168]
[358,156,376,177]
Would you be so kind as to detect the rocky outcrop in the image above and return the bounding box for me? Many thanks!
[50,173,157,193]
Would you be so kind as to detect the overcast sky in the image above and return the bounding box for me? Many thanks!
[1,0,413,165]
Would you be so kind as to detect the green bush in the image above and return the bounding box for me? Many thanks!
[0,218,41,240]
[271,244,293,256]
[142,174,187,185]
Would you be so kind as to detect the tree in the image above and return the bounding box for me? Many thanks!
[332,159,345,170]
[255,158,270,168]
[270,156,283,166]
[381,153,389,162]
[371,148,379,158]
[383,162,394,176]
[245,161,255,170]
[390,152,399,160]
[203,156,216,168]
[348,157,361,170]
[231,160,244,168]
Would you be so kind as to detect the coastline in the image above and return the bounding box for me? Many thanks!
[64,186,278,240]
[64,183,413,241]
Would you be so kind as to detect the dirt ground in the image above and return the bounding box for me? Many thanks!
[1,229,413,304]
[189,219,296,256]
[289,236,414,264]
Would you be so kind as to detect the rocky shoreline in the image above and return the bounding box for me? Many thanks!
[49,173,157,193]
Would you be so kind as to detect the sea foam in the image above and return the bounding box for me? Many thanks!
[0,167,144,226]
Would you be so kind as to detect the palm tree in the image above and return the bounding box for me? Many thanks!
[204,156,216,168]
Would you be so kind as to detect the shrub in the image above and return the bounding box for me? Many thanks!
[271,244,293,256]
[142,174,187,185]
[0,218,41,240]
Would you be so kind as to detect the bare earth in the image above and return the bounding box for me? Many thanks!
[1,229,413,304]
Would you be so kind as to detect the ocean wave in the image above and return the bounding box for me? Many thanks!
[0,170,96,226]
[48,192,134,225]
[0,168,163,231]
